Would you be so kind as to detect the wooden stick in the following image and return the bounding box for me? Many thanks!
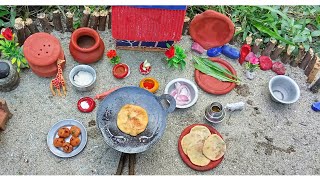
[252,38,263,54]
[305,54,319,76]
[307,61,320,83]
[23,21,31,39]
[229,27,241,45]
[37,13,53,33]
[290,45,305,67]
[89,11,100,30]
[53,10,63,32]
[245,35,253,45]
[65,12,74,32]
[128,154,136,175]
[14,21,26,45]
[25,18,39,34]
[281,45,295,64]
[299,48,314,70]
[182,16,190,35]
[310,76,320,93]
[98,10,108,31]
[261,39,277,56]
[80,6,91,27]
[115,153,126,175]
[107,8,112,29]
[270,45,285,60]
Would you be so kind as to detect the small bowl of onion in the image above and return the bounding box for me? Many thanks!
[164,78,198,109]
[69,65,97,92]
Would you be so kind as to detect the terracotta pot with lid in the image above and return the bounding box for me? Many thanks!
[69,27,105,64]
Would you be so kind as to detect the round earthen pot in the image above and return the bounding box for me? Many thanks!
[0,60,20,92]
[69,27,105,64]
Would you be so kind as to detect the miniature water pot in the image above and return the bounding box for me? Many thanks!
[268,75,300,104]
[204,102,225,123]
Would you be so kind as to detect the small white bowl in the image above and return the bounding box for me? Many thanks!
[164,78,199,108]
[69,65,97,92]
[269,75,300,104]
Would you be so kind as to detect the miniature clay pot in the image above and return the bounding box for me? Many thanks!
[69,27,105,64]
[0,60,20,92]
[23,32,65,77]
[139,77,159,93]
[189,10,235,50]
[77,97,96,113]
[113,63,130,79]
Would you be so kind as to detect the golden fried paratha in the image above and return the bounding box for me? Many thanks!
[190,125,211,140]
[181,133,203,155]
[117,104,148,136]
[202,134,226,161]
[187,142,211,166]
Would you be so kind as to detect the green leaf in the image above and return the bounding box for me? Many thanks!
[311,30,320,37]
[17,59,21,67]
[292,35,307,43]
[21,58,27,64]
[0,10,9,17]
[11,57,16,64]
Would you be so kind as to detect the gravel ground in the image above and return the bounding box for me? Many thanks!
[0,30,320,175]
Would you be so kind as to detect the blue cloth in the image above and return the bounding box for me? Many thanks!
[133,6,187,10]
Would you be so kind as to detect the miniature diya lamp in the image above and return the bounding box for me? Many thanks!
[0,60,20,92]
[112,63,130,79]
[77,97,96,113]
[204,102,225,123]
[139,77,159,93]
[69,65,97,92]
[139,60,151,75]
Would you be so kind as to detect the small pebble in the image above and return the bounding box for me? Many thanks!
[191,42,205,54]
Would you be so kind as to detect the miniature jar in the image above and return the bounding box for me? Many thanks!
[0,60,20,92]
[69,27,105,64]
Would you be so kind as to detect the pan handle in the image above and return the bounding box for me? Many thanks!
[157,94,176,114]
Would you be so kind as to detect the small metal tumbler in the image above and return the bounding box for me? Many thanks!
[204,102,225,123]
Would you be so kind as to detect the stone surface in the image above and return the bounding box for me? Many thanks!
[221,45,240,59]
[0,30,320,175]
[272,62,286,75]
[0,62,10,79]
[207,46,222,57]
[259,56,273,71]
[191,42,205,54]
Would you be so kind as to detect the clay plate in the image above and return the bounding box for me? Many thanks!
[195,58,237,95]
[113,63,130,79]
[178,123,224,171]
[189,10,235,50]
[47,119,87,158]
[77,97,96,113]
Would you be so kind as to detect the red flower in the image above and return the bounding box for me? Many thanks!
[165,46,175,59]
[1,28,13,41]
[107,50,117,59]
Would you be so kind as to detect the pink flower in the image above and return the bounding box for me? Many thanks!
[249,57,259,65]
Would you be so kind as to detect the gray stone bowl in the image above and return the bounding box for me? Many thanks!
[69,65,96,92]
[268,75,300,104]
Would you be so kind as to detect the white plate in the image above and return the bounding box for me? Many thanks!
[47,119,87,158]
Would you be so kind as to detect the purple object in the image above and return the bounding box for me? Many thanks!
[191,42,205,54]
[207,46,222,57]
[312,102,320,112]
[221,45,240,59]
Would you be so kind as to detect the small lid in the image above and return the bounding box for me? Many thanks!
[23,33,61,66]
[194,58,237,95]
[77,97,96,113]
[0,62,10,79]
[139,61,151,75]
[113,63,130,79]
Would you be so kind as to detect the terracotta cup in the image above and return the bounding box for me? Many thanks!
[69,27,105,64]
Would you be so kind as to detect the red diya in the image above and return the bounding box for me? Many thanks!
[77,97,96,113]
[112,63,130,79]
[139,60,151,75]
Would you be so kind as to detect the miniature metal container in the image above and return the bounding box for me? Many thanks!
[269,75,300,104]
[69,65,96,92]
[204,102,225,123]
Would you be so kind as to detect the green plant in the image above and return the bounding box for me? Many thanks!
[0,6,16,28]
[164,44,187,69]
[0,28,29,72]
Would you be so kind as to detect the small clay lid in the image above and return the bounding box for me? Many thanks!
[189,10,235,50]
[112,63,130,79]
[0,62,10,79]
[23,32,61,66]
[194,58,237,95]
[178,124,224,171]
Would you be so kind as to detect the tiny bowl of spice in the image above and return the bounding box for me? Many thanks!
[69,65,97,92]
[164,78,198,109]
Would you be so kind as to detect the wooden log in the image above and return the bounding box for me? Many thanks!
[270,44,285,60]
[89,11,100,30]
[107,8,112,29]
[53,10,63,32]
[310,76,320,93]
[290,45,305,67]
[23,21,31,39]
[182,16,190,35]
[14,21,26,45]
[307,61,320,83]
[115,153,126,175]
[261,39,277,56]
[245,35,253,45]
[37,13,53,33]
[229,27,241,45]
[299,48,314,70]
[305,54,319,76]
[80,6,91,27]
[281,45,295,64]
[128,154,135,175]
[98,10,108,31]
[252,38,263,54]
[65,12,74,32]
[25,18,39,34]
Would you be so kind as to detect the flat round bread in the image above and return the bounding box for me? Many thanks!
[187,142,211,167]
[117,104,148,136]
[190,125,211,140]
[181,133,203,155]
[203,134,226,161]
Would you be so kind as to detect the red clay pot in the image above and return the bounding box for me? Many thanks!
[69,27,105,64]
[23,33,65,77]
